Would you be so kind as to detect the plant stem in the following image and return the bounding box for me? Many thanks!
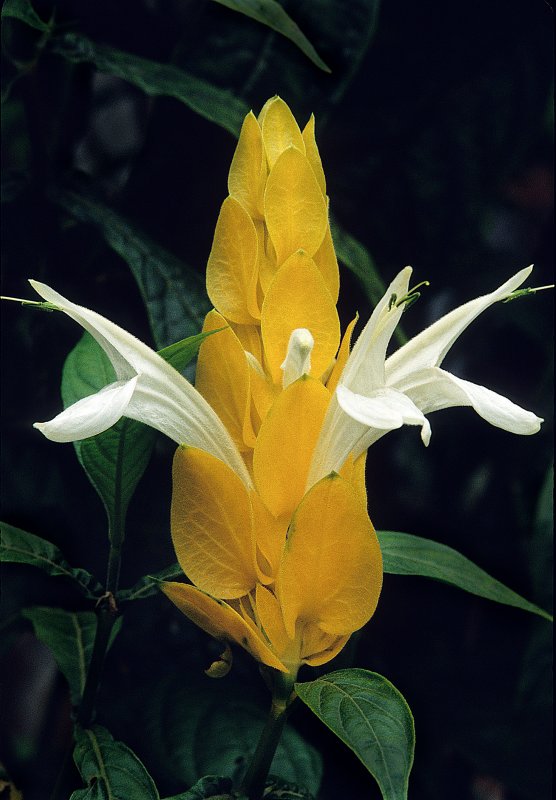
[49,538,122,800]
[240,671,297,799]
[241,699,289,799]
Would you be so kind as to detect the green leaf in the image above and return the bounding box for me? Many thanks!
[146,676,322,793]
[378,531,553,622]
[21,608,120,706]
[0,522,102,599]
[118,563,184,602]
[61,333,156,545]
[211,0,330,72]
[329,216,386,307]
[162,776,233,800]
[1,0,51,33]
[176,0,380,126]
[49,33,248,136]
[295,669,414,800]
[158,330,223,375]
[70,724,159,800]
[54,190,211,348]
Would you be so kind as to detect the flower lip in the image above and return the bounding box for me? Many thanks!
[29,280,253,488]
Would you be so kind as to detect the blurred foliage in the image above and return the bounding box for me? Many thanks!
[1,0,552,799]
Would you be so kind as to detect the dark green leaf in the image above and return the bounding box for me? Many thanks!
[176,0,380,126]
[70,724,159,800]
[61,333,156,544]
[54,190,211,348]
[21,608,120,706]
[146,676,322,793]
[295,669,414,800]
[0,522,102,599]
[1,0,50,33]
[378,531,553,622]
[118,563,184,602]
[162,776,233,800]
[211,0,330,72]
[49,33,248,136]
[330,216,386,307]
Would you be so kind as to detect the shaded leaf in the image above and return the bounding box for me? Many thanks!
[118,563,185,603]
[49,32,248,136]
[329,215,386,308]
[162,776,233,800]
[1,0,50,33]
[21,608,120,706]
[177,0,381,126]
[61,332,156,545]
[295,668,414,800]
[211,0,330,72]
[0,522,102,599]
[146,676,322,793]
[70,724,159,800]
[55,190,211,348]
[378,531,553,622]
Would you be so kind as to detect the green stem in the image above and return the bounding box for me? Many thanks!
[241,671,297,799]
[49,538,122,800]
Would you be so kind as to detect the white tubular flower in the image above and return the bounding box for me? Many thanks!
[30,281,252,488]
[308,266,543,486]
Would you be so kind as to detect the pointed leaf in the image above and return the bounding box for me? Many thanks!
[49,33,248,136]
[158,329,221,375]
[378,531,553,622]
[295,668,414,800]
[70,724,159,800]
[118,563,184,602]
[0,522,102,599]
[22,608,120,706]
[54,190,210,348]
[211,0,330,72]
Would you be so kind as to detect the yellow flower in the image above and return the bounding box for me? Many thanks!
[161,433,382,677]
[196,97,342,454]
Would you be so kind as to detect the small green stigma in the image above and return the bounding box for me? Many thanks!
[390,280,430,311]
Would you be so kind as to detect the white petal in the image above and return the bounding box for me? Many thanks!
[385,267,533,384]
[400,366,543,435]
[306,382,431,489]
[30,281,252,486]
[340,267,412,394]
[337,384,431,444]
[34,377,138,442]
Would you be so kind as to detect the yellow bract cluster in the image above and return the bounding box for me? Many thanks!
[162,98,382,676]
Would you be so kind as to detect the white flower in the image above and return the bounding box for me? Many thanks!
[308,266,543,485]
[29,281,252,488]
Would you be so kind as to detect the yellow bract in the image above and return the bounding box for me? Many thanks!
[206,196,259,324]
[278,474,382,638]
[164,446,381,676]
[253,376,330,518]
[264,147,328,266]
[195,310,256,451]
[162,98,384,677]
[171,446,258,599]
[261,250,340,384]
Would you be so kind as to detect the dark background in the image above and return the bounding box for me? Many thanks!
[1,1,553,798]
